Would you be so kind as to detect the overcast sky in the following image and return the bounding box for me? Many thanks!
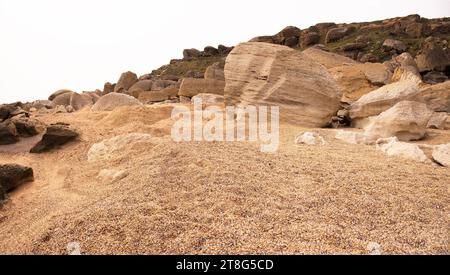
[1,0,449,103]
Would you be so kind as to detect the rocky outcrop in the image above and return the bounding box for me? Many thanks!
[30,124,79,153]
[427,112,448,130]
[114,71,138,93]
[364,101,433,141]
[325,27,354,43]
[224,42,342,127]
[0,164,34,194]
[138,87,178,103]
[91,93,142,111]
[178,78,225,98]
[415,38,450,73]
[419,81,450,112]
[349,80,422,121]
[10,117,40,137]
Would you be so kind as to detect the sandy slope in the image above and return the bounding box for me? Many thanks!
[0,104,449,255]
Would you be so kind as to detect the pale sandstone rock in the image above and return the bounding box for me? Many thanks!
[295,132,327,145]
[204,62,225,81]
[335,130,372,145]
[427,112,448,130]
[178,78,225,98]
[87,133,152,163]
[70,93,94,111]
[432,144,450,167]
[302,47,357,69]
[419,81,450,113]
[97,169,129,183]
[191,93,225,105]
[91,93,142,111]
[225,42,342,127]
[349,80,422,120]
[364,101,433,141]
[376,137,431,164]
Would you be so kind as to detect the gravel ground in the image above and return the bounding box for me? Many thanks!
[0,105,449,255]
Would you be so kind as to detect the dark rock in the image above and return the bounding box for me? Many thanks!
[284,36,299,48]
[423,71,448,84]
[218,45,233,55]
[383,39,407,54]
[301,32,320,47]
[185,70,204,79]
[0,120,19,145]
[114,71,138,94]
[415,38,450,73]
[30,124,78,153]
[103,82,115,95]
[183,48,202,60]
[359,53,379,63]
[0,164,34,193]
[11,117,40,137]
[341,42,367,51]
[0,185,5,202]
[249,36,275,43]
[0,105,28,122]
[203,46,219,56]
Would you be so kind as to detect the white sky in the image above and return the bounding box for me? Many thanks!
[1,0,449,103]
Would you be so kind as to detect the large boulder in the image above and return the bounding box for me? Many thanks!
[415,39,450,73]
[52,92,73,107]
[114,71,138,93]
[138,87,178,103]
[48,89,74,101]
[70,93,94,111]
[432,144,450,167]
[179,78,225,98]
[30,124,79,153]
[419,81,450,112]
[349,80,422,121]
[10,117,40,137]
[91,93,142,111]
[224,42,343,127]
[0,120,19,145]
[364,101,433,141]
[0,164,34,193]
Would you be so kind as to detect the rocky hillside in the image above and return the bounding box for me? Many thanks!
[150,14,449,80]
